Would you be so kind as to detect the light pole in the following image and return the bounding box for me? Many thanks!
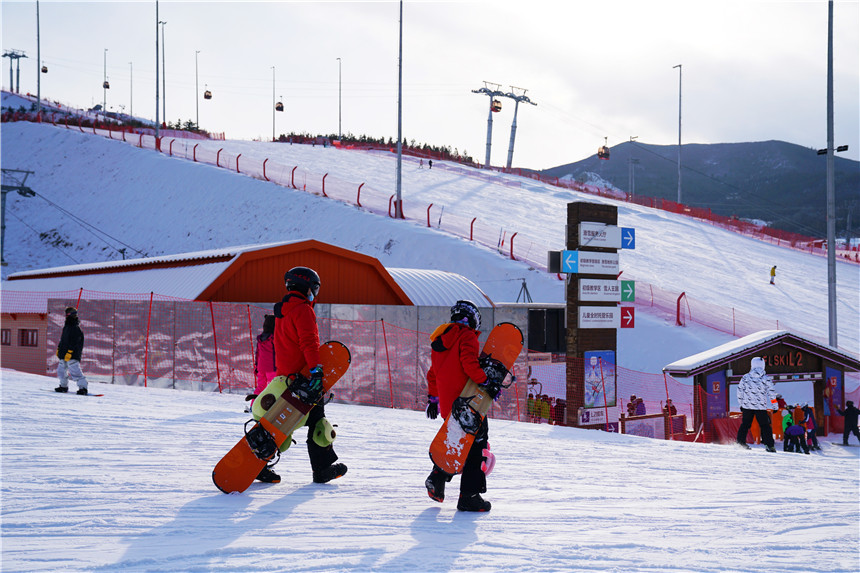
[155,0,159,138]
[395,0,403,219]
[824,0,837,346]
[673,64,682,204]
[337,57,342,139]
[103,48,108,117]
[36,0,41,119]
[195,50,200,129]
[159,20,166,125]
[271,66,276,142]
[128,62,133,118]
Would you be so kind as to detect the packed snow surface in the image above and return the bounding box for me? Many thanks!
[1,371,859,573]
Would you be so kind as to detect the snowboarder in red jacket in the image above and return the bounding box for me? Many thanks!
[424,300,493,512]
[256,266,347,485]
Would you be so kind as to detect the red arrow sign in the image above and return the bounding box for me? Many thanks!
[620,307,635,328]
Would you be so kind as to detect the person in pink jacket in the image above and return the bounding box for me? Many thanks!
[253,314,277,394]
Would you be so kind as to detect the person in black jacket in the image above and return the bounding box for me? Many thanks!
[55,306,89,395]
[835,401,860,446]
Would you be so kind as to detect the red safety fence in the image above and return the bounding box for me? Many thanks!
[2,288,530,422]
[5,287,857,441]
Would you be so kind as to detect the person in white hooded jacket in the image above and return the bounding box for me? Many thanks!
[736,356,778,452]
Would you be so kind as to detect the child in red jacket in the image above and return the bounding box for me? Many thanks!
[256,266,347,486]
[424,300,493,512]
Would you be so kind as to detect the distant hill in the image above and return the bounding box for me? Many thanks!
[540,140,860,239]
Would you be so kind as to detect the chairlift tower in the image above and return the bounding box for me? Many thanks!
[472,82,505,168]
[1,169,36,266]
[502,86,536,170]
[3,50,28,94]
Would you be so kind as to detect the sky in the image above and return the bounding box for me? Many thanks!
[1,369,859,572]
[2,0,859,170]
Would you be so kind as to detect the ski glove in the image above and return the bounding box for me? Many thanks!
[426,395,439,419]
[309,365,324,394]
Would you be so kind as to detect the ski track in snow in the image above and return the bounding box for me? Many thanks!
[2,372,858,573]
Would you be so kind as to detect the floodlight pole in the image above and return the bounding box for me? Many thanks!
[472,82,505,168]
[272,66,276,142]
[160,21,167,123]
[502,86,536,170]
[103,48,108,116]
[673,64,682,204]
[155,0,160,139]
[195,50,199,128]
[337,57,342,139]
[825,0,837,347]
[394,0,403,219]
[36,1,41,118]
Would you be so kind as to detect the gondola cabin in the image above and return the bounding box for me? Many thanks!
[275,101,284,112]
[204,90,212,100]
[597,137,610,160]
[103,80,110,89]
[41,65,48,73]
[491,99,502,112]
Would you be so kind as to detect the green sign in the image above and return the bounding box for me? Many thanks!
[621,280,635,302]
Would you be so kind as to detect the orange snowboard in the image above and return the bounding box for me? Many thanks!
[212,341,351,493]
[428,323,523,475]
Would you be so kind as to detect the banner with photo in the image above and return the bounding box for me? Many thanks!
[583,350,617,408]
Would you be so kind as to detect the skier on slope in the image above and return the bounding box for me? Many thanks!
[256,267,347,485]
[424,300,493,512]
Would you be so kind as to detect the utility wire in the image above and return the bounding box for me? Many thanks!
[25,191,148,258]
[6,210,81,265]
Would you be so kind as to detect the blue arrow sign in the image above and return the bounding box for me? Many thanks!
[621,227,636,249]
[562,250,579,273]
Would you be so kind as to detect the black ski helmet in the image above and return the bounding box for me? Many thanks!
[284,266,321,298]
[450,300,481,330]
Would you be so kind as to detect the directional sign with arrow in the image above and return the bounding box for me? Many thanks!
[621,280,635,302]
[621,227,635,249]
[620,307,635,328]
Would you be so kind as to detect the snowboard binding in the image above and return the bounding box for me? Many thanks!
[287,373,324,405]
[451,396,482,435]
[244,419,279,462]
[479,356,513,399]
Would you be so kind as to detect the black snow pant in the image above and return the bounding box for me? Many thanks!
[305,404,338,472]
[843,424,860,445]
[736,408,775,448]
[460,418,489,496]
[784,434,808,453]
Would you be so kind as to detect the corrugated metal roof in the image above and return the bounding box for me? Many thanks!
[2,262,232,300]
[387,268,493,307]
[7,241,295,279]
[1,243,493,310]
